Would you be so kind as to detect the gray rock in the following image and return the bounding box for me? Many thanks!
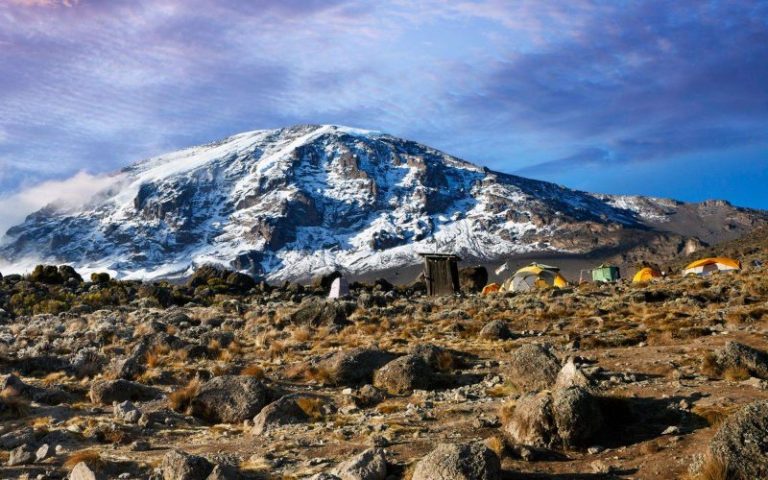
[205,464,239,480]
[35,443,50,462]
[314,349,396,386]
[479,320,514,340]
[114,400,142,423]
[108,342,149,380]
[709,400,768,478]
[90,379,162,405]
[552,386,603,448]
[554,358,592,389]
[504,343,560,392]
[252,394,330,435]
[503,392,558,449]
[190,375,269,423]
[70,461,103,480]
[331,448,387,480]
[373,355,435,395]
[0,427,35,449]
[290,300,347,327]
[411,442,501,480]
[716,341,768,379]
[8,443,35,466]
[503,387,602,449]
[161,449,213,480]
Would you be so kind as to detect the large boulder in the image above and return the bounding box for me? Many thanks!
[411,442,501,480]
[459,266,488,293]
[252,394,330,435]
[314,348,396,386]
[190,375,269,423]
[708,400,768,479]
[504,343,560,392]
[331,448,387,480]
[373,355,435,395]
[714,341,768,379]
[290,300,348,327]
[479,320,514,340]
[503,386,602,449]
[90,379,162,405]
[161,449,213,480]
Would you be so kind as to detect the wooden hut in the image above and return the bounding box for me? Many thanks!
[419,253,461,296]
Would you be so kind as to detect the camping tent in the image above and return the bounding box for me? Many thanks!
[481,283,500,296]
[328,277,350,299]
[683,257,741,276]
[632,267,661,283]
[592,264,620,283]
[502,263,567,292]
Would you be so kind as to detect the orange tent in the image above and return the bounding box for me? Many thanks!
[481,283,501,296]
[632,267,661,283]
[683,257,741,276]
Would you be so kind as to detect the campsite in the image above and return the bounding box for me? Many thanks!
[0,228,764,479]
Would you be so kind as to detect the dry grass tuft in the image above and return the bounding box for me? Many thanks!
[64,449,103,471]
[723,366,750,381]
[295,397,325,421]
[693,404,740,427]
[240,365,266,379]
[0,388,30,418]
[499,400,516,425]
[700,353,723,378]
[688,452,729,480]
[168,378,201,413]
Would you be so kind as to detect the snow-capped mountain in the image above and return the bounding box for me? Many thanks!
[1,125,765,281]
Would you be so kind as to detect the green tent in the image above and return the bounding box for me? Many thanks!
[592,264,620,283]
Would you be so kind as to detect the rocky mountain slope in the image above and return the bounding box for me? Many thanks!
[1,125,765,281]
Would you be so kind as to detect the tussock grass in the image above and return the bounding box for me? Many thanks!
[168,378,201,413]
[64,449,103,471]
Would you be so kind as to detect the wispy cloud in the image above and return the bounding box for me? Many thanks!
[0,171,119,237]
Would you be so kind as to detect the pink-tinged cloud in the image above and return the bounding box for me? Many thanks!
[6,0,80,7]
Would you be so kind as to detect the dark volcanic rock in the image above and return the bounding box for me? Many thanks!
[252,394,331,435]
[715,341,768,379]
[290,299,348,327]
[161,449,213,480]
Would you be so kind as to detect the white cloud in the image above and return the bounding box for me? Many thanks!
[0,171,120,237]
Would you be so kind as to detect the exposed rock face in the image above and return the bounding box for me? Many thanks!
[709,400,768,479]
[3,125,763,282]
[373,355,435,395]
[411,442,501,480]
[504,343,560,392]
[190,375,269,423]
[714,341,768,379]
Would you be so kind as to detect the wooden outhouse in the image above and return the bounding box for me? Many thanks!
[419,253,461,296]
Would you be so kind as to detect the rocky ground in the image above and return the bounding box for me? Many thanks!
[0,253,767,479]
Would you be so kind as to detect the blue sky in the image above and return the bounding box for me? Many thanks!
[0,0,766,225]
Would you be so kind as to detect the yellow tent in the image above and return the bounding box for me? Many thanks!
[683,257,741,276]
[632,267,661,283]
[501,263,567,292]
[481,283,500,296]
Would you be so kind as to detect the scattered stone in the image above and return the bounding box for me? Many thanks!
[8,443,35,466]
[314,349,396,386]
[70,461,103,480]
[114,400,142,423]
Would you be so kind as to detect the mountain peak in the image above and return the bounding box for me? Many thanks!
[1,128,765,281]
